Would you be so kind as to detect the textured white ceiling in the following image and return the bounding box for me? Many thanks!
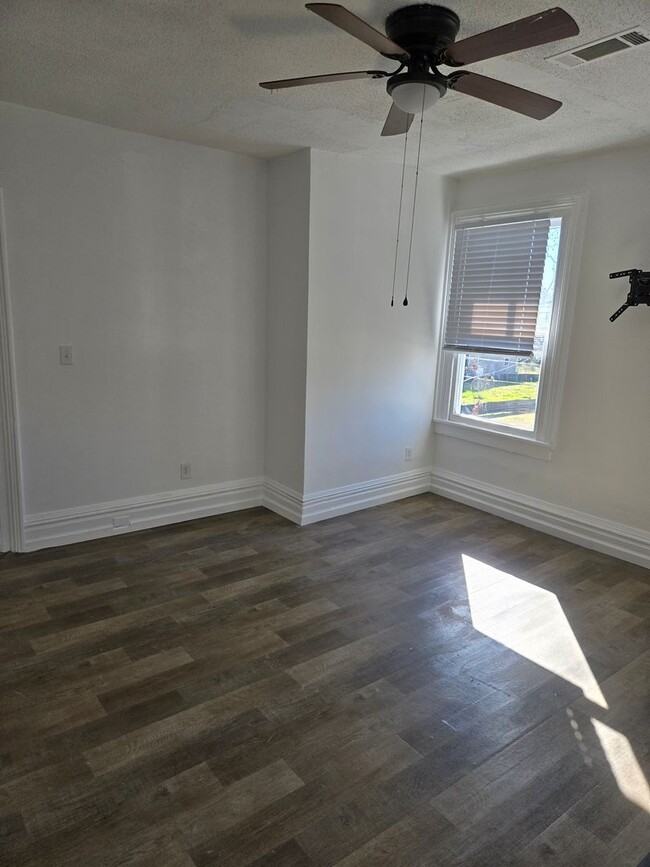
[1,0,649,173]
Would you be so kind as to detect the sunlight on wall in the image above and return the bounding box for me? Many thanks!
[592,719,650,813]
[462,555,608,709]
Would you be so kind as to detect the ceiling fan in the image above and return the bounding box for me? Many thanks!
[260,3,579,135]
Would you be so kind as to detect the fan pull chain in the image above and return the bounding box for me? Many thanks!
[403,84,426,307]
[390,117,410,308]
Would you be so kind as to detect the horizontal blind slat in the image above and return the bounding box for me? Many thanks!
[443,217,550,356]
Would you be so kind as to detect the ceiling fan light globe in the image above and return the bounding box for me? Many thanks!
[390,81,441,114]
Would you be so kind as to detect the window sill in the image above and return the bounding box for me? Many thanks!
[432,419,553,461]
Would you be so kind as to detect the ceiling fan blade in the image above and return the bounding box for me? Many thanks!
[260,69,388,89]
[444,7,579,66]
[448,71,562,119]
[306,3,409,58]
[381,102,414,136]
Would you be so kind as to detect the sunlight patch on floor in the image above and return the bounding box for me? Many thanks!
[592,719,650,813]
[462,555,608,709]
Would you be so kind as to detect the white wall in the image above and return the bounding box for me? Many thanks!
[0,102,267,516]
[4,98,646,553]
[434,144,650,532]
[265,150,310,493]
[265,147,453,501]
[304,150,453,494]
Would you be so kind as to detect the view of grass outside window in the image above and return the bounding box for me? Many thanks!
[453,219,562,433]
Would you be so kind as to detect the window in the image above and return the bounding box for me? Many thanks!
[434,197,584,459]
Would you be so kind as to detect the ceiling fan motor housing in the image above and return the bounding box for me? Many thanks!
[384,4,461,60]
[384,5,460,110]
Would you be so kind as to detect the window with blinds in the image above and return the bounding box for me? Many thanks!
[443,217,551,357]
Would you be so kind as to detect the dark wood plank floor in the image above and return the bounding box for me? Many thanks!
[1,494,649,866]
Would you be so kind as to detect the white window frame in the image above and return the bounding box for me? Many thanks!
[433,194,587,461]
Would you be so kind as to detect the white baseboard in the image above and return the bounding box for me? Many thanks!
[300,468,432,526]
[23,477,265,551]
[23,469,432,551]
[261,478,303,525]
[22,467,650,569]
[430,469,650,570]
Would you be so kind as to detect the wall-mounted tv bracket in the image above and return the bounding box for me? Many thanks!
[609,269,650,322]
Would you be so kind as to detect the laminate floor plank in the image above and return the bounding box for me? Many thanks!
[1,495,648,865]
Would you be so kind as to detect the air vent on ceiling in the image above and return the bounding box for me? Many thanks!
[548,27,650,67]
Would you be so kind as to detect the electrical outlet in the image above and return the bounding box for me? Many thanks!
[404,447,413,462]
[59,345,73,365]
[180,462,192,480]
